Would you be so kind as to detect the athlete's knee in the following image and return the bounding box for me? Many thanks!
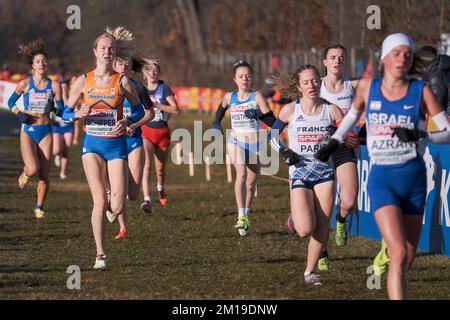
[246,181,256,191]
[235,170,246,182]
[293,219,314,238]
[339,191,356,211]
[388,243,408,268]
[110,201,125,214]
[26,165,39,177]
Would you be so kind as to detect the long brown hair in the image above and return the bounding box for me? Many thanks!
[273,64,321,100]
[18,39,47,65]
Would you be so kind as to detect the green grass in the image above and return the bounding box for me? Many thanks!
[0,112,449,300]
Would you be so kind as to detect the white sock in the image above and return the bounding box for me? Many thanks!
[144,196,152,202]
[157,184,163,192]
[304,271,312,277]
[238,208,245,218]
[244,208,250,216]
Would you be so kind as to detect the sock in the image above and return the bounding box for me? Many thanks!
[35,204,42,210]
[244,208,250,216]
[337,212,346,223]
[157,184,163,192]
[144,196,152,202]
[304,271,313,277]
[238,208,245,218]
[319,250,328,259]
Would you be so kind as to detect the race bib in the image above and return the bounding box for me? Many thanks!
[85,109,118,137]
[28,89,52,114]
[230,104,259,132]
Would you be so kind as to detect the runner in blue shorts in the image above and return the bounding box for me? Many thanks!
[316,33,450,299]
[8,39,63,219]
[213,60,275,236]
[62,27,145,270]
[110,53,154,240]
[52,80,75,180]
[269,64,347,286]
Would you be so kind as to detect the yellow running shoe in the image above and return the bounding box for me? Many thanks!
[317,256,329,272]
[34,208,45,220]
[373,239,390,276]
[335,220,347,247]
[18,172,29,189]
[234,216,250,236]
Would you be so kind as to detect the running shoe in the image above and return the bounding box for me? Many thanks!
[304,272,322,286]
[59,172,67,180]
[93,254,107,270]
[286,213,296,235]
[373,239,390,276]
[317,256,330,272]
[114,228,127,240]
[106,210,117,223]
[54,155,61,167]
[234,216,250,236]
[140,200,152,214]
[158,190,168,207]
[18,172,29,189]
[335,220,347,247]
[34,208,45,220]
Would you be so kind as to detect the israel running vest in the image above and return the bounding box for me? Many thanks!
[23,76,53,114]
[320,78,354,115]
[82,71,125,137]
[287,99,334,180]
[366,78,424,165]
[229,91,259,133]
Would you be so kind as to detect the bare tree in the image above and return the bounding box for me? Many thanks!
[176,0,206,63]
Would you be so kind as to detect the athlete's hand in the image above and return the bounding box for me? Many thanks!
[281,148,300,166]
[113,118,128,134]
[315,138,340,162]
[212,121,223,134]
[127,124,136,136]
[244,109,262,120]
[391,126,423,142]
[16,111,30,124]
[344,131,360,148]
[75,103,90,119]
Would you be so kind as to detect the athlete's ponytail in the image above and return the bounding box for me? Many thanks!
[105,26,135,61]
[18,39,47,65]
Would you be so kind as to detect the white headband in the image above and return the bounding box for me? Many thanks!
[381,33,414,60]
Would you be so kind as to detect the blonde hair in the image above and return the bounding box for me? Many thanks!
[18,39,47,65]
[133,58,161,78]
[105,26,134,60]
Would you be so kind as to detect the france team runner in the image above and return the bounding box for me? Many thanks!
[7,29,450,299]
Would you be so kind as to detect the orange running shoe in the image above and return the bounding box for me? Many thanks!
[158,190,168,207]
[114,228,127,240]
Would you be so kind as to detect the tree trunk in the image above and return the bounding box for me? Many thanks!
[176,0,206,63]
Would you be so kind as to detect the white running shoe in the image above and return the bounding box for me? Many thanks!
[93,254,107,270]
[60,172,67,180]
[54,155,61,167]
[304,272,322,286]
[106,210,117,223]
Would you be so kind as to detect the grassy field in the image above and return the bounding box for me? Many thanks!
[0,112,449,300]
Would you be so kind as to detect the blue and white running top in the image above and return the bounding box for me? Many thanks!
[147,82,173,125]
[320,77,354,115]
[23,76,53,114]
[229,91,259,133]
[366,78,425,165]
[288,99,334,181]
